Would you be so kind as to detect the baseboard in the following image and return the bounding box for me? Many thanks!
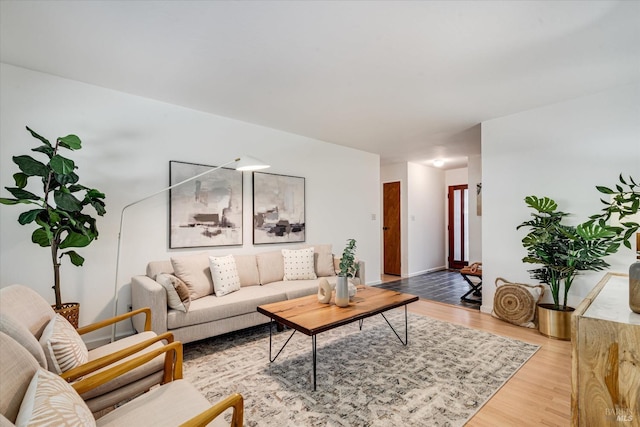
[408,266,447,277]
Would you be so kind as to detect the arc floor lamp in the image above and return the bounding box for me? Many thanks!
[112,155,269,341]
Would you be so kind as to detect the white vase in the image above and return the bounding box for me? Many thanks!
[335,276,350,307]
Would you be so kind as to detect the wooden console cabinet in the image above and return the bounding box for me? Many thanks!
[572,273,640,426]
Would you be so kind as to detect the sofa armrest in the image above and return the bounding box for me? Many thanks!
[131,275,167,335]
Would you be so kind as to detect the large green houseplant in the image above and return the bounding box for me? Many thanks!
[517,196,619,339]
[0,126,106,314]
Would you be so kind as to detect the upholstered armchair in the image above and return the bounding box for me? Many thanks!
[0,331,244,426]
[0,284,172,413]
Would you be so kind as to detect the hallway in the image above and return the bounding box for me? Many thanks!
[376,269,481,310]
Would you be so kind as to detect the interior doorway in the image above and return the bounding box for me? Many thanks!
[383,181,401,275]
[448,184,469,269]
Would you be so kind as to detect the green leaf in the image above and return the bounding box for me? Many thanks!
[0,198,21,205]
[53,190,82,212]
[60,231,93,249]
[13,155,48,177]
[58,135,81,150]
[13,173,28,188]
[49,155,75,175]
[596,186,614,195]
[63,250,85,266]
[90,198,106,216]
[6,187,40,201]
[55,172,79,186]
[524,196,558,213]
[26,126,51,147]
[18,209,44,225]
[31,228,52,247]
[31,144,54,157]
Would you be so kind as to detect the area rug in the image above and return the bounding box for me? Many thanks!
[183,310,539,426]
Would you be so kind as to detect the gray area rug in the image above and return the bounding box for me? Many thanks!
[183,310,539,426]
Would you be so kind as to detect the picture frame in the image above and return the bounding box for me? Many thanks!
[252,172,305,244]
[169,160,243,248]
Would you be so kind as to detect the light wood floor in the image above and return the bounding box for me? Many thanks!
[409,299,572,427]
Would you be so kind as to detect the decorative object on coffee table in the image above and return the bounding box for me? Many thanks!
[169,160,243,249]
[336,238,358,307]
[317,278,333,304]
[0,127,106,328]
[252,172,305,244]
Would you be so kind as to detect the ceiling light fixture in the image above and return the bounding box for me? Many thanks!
[433,159,445,168]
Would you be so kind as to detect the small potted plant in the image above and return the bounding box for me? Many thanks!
[0,127,106,326]
[335,238,358,307]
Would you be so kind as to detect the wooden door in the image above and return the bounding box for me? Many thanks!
[383,182,401,275]
[448,184,469,269]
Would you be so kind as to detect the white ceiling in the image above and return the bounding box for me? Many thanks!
[1,1,639,169]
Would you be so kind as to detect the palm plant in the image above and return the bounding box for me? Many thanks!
[0,126,106,308]
[518,196,618,310]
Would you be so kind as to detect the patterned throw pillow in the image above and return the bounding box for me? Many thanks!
[156,273,191,312]
[209,255,242,297]
[282,248,318,280]
[39,314,89,374]
[15,368,96,427]
[491,278,545,328]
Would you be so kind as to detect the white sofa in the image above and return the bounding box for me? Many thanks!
[131,245,365,344]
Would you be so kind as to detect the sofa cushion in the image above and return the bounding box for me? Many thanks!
[312,244,335,277]
[39,314,89,374]
[282,248,317,281]
[209,255,241,297]
[0,312,48,369]
[156,273,191,312]
[167,286,286,330]
[16,368,96,427]
[146,260,174,279]
[256,251,284,285]
[232,254,260,287]
[171,254,214,300]
[267,279,333,301]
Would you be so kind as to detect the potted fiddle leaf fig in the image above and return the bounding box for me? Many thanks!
[0,126,106,326]
[335,238,358,307]
[518,196,618,339]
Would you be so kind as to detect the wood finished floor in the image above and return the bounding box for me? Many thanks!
[406,298,571,426]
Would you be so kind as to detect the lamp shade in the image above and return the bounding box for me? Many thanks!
[236,156,270,171]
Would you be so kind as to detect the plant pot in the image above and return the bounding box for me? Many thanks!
[53,302,80,329]
[335,276,350,307]
[537,303,574,340]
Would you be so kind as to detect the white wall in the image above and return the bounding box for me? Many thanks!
[407,162,445,275]
[467,155,482,263]
[481,83,640,314]
[0,64,381,340]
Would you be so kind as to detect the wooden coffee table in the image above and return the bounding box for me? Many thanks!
[257,285,419,390]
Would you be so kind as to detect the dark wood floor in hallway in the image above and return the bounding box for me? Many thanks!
[376,269,482,309]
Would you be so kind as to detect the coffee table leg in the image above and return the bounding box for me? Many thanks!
[312,335,317,391]
[380,305,410,346]
[268,318,297,363]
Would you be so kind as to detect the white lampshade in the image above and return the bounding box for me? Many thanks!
[235,156,270,171]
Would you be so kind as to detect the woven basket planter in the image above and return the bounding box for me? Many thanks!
[53,302,80,329]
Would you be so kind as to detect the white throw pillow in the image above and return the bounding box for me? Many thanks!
[39,314,89,374]
[156,273,191,312]
[282,247,317,280]
[16,367,96,427]
[209,255,242,297]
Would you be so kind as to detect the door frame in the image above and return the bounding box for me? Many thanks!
[448,184,468,270]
